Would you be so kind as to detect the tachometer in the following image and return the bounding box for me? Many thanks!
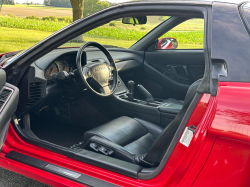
[58,61,70,73]
[44,63,59,80]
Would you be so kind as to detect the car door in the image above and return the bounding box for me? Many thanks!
[141,18,205,101]
[0,69,19,150]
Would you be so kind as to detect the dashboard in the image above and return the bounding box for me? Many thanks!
[17,47,143,115]
[39,48,144,81]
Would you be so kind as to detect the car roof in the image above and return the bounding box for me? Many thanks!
[196,0,245,4]
[127,0,246,5]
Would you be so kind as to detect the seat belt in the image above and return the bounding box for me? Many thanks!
[139,93,197,167]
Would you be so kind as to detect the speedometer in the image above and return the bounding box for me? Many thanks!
[44,63,59,80]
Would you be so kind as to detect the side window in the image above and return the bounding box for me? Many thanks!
[158,18,204,50]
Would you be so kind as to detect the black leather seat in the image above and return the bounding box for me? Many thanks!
[84,117,162,163]
[83,79,202,164]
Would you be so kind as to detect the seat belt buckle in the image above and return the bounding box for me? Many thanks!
[137,154,154,167]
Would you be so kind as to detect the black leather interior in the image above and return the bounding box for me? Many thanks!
[84,116,162,163]
[158,98,184,114]
[83,79,202,164]
[182,79,202,105]
[158,79,202,114]
[143,50,205,100]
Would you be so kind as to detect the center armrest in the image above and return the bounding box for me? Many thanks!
[157,100,183,114]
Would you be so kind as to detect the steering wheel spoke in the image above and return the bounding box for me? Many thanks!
[101,86,111,95]
[108,65,115,71]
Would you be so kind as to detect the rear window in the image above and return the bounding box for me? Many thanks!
[241,3,250,30]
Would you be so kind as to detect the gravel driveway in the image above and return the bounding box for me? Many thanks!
[0,168,50,187]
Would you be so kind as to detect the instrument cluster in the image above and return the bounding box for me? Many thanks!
[44,54,76,80]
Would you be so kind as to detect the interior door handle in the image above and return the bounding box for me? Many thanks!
[182,65,195,82]
[164,65,190,84]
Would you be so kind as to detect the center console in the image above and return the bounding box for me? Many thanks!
[111,76,183,127]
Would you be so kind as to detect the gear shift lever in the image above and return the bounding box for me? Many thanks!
[127,80,135,101]
[137,84,155,103]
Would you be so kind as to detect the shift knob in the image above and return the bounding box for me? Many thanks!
[127,80,135,101]
[128,80,135,94]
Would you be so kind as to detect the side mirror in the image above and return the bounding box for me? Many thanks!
[122,16,147,25]
[157,37,178,50]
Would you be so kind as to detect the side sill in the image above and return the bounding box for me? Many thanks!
[68,148,143,179]
[12,123,143,179]
[6,151,119,187]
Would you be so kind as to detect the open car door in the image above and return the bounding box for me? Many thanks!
[0,69,19,150]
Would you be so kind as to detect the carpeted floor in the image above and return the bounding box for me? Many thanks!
[31,121,90,147]
[30,99,112,148]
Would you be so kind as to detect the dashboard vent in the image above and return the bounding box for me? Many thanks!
[0,87,13,113]
[26,82,43,109]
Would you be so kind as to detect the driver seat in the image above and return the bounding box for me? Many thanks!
[84,117,162,163]
[83,79,202,165]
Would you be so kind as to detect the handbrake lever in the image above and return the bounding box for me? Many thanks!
[137,84,155,103]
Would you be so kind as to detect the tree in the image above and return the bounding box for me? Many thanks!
[70,0,84,22]
[106,1,115,6]
[3,0,15,5]
[83,0,109,17]
[43,0,111,18]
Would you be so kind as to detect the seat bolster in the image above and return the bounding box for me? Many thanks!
[84,116,148,146]
[85,136,137,163]
[183,79,202,105]
[124,133,156,155]
[134,118,163,137]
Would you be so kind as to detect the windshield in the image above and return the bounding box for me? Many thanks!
[61,16,170,49]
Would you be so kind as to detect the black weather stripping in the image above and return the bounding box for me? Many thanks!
[6,151,119,187]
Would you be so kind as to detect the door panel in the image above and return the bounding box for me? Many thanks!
[0,69,19,150]
[142,50,205,100]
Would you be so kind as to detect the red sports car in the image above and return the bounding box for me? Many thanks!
[0,0,249,186]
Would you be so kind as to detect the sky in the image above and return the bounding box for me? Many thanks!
[14,0,131,5]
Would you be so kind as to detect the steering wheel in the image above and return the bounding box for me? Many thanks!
[76,42,118,97]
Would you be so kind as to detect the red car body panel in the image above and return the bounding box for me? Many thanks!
[0,52,10,58]
[0,82,250,186]
[0,51,19,58]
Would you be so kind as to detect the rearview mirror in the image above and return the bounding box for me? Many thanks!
[157,37,178,49]
[122,16,147,25]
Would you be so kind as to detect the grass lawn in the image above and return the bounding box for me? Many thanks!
[0,26,202,54]
[0,27,137,53]
[2,4,71,10]
[0,16,204,53]
[1,4,72,17]
[0,27,52,53]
